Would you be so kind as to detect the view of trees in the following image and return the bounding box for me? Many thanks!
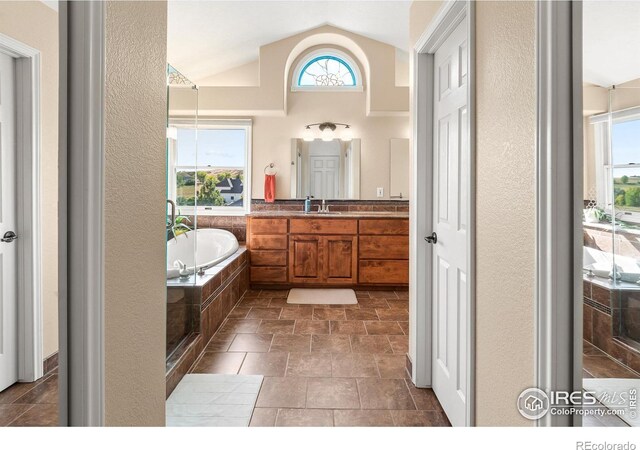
[176,169,244,207]
[614,175,640,210]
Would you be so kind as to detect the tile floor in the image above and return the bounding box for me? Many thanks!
[188,289,450,427]
[0,370,58,426]
[583,340,638,427]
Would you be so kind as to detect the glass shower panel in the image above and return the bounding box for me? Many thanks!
[609,87,640,349]
[166,65,198,361]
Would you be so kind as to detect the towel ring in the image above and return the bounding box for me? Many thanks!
[264,163,277,175]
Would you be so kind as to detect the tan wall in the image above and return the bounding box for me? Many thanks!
[409,0,443,45]
[251,92,410,199]
[197,60,259,87]
[409,0,537,426]
[475,1,537,426]
[170,25,409,116]
[104,0,167,426]
[0,1,59,359]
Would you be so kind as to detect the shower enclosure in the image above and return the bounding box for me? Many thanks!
[583,86,640,426]
[584,87,640,350]
[165,65,199,361]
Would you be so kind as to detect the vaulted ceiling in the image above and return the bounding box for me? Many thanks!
[584,1,640,87]
[167,0,411,83]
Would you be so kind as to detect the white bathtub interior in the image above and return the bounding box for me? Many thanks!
[167,228,239,279]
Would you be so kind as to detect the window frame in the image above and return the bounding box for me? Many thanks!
[168,118,252,216]
[590,106,640,224]
[291,48,363,92]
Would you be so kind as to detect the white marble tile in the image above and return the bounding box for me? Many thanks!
[168,392,258,405]
[166,374,263,427]
[167,403,255,418]
[166,416,249,427]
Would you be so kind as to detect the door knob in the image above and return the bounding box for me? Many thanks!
[424,232,437,244]
[1,231,17,243]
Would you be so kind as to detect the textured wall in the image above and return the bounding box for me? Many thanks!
[0,1,59,359]
[475,1,537,425]
[104,0,168,426]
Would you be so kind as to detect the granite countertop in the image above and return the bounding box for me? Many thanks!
[248,210,409,219]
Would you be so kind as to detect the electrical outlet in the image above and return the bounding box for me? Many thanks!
[376,187,384,198]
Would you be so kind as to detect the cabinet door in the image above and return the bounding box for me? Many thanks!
[289,235,323,283]
[323,235,358,284]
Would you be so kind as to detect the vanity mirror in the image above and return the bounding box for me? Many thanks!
[290,138,361,199]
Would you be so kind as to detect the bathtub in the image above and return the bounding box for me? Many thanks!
[583,246,640,283]
[167,228,239,279]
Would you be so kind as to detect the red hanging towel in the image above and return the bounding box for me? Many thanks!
[264,174,276,203]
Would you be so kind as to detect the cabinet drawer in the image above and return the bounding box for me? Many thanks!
[290,218,357,235]
[251,266,287,283]
[250,218,288,235]
[359,219,409,235]
[250,234,288,250]
[251,250,287,267]
[359,236,408,260]
[359,260,409,284]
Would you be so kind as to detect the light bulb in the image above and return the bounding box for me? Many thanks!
[303,126,314,142]
[321,127,334,142]
[342,126,353,142]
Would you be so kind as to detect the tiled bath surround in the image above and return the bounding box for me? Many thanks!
[584,224,640,259]
[166,248,250,397]
[583,277,640,376]
[185,200,410,243]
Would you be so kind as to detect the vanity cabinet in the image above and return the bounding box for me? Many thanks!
[289,218,358,285]
[290,234,358,284]
[247,215,408,288]
[247,218,288,283]
[358,219,409,285]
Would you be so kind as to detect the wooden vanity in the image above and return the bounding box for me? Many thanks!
[247,213,409,288]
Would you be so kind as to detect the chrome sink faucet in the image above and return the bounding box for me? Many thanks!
[318,199,330,213]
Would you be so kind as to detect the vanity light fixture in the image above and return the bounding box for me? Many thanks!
[302,122,353,142]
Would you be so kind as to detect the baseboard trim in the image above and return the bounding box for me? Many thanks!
[43,352,58,376]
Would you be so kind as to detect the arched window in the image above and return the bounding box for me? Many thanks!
[293,49,362,91]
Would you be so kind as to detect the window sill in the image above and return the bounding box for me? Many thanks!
[583,221,640,236]
[176,207,248,217]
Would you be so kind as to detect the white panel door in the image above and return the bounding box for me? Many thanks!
[309,155,340,199]
[431,17,469,427]
[0,52,18,392]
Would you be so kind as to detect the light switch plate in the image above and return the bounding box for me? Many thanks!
[376,187,384,198]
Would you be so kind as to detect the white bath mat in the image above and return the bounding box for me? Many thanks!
[287,288,357,305]
[583,378,640,427]
[166,374,263,427]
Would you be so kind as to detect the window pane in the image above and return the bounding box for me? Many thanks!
[298,56,356,87]
[174,125,248,210]
[197,128,246,167]
[175,128,246,167]
[195,169,244,207]
[176,170,196,207]
[612,118,640,165]
[613,166,640,217]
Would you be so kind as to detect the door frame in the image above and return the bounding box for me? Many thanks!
[410,0,475,426]
[535,1,583,427]
[60,0,106,426]
[0,33,43,383]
